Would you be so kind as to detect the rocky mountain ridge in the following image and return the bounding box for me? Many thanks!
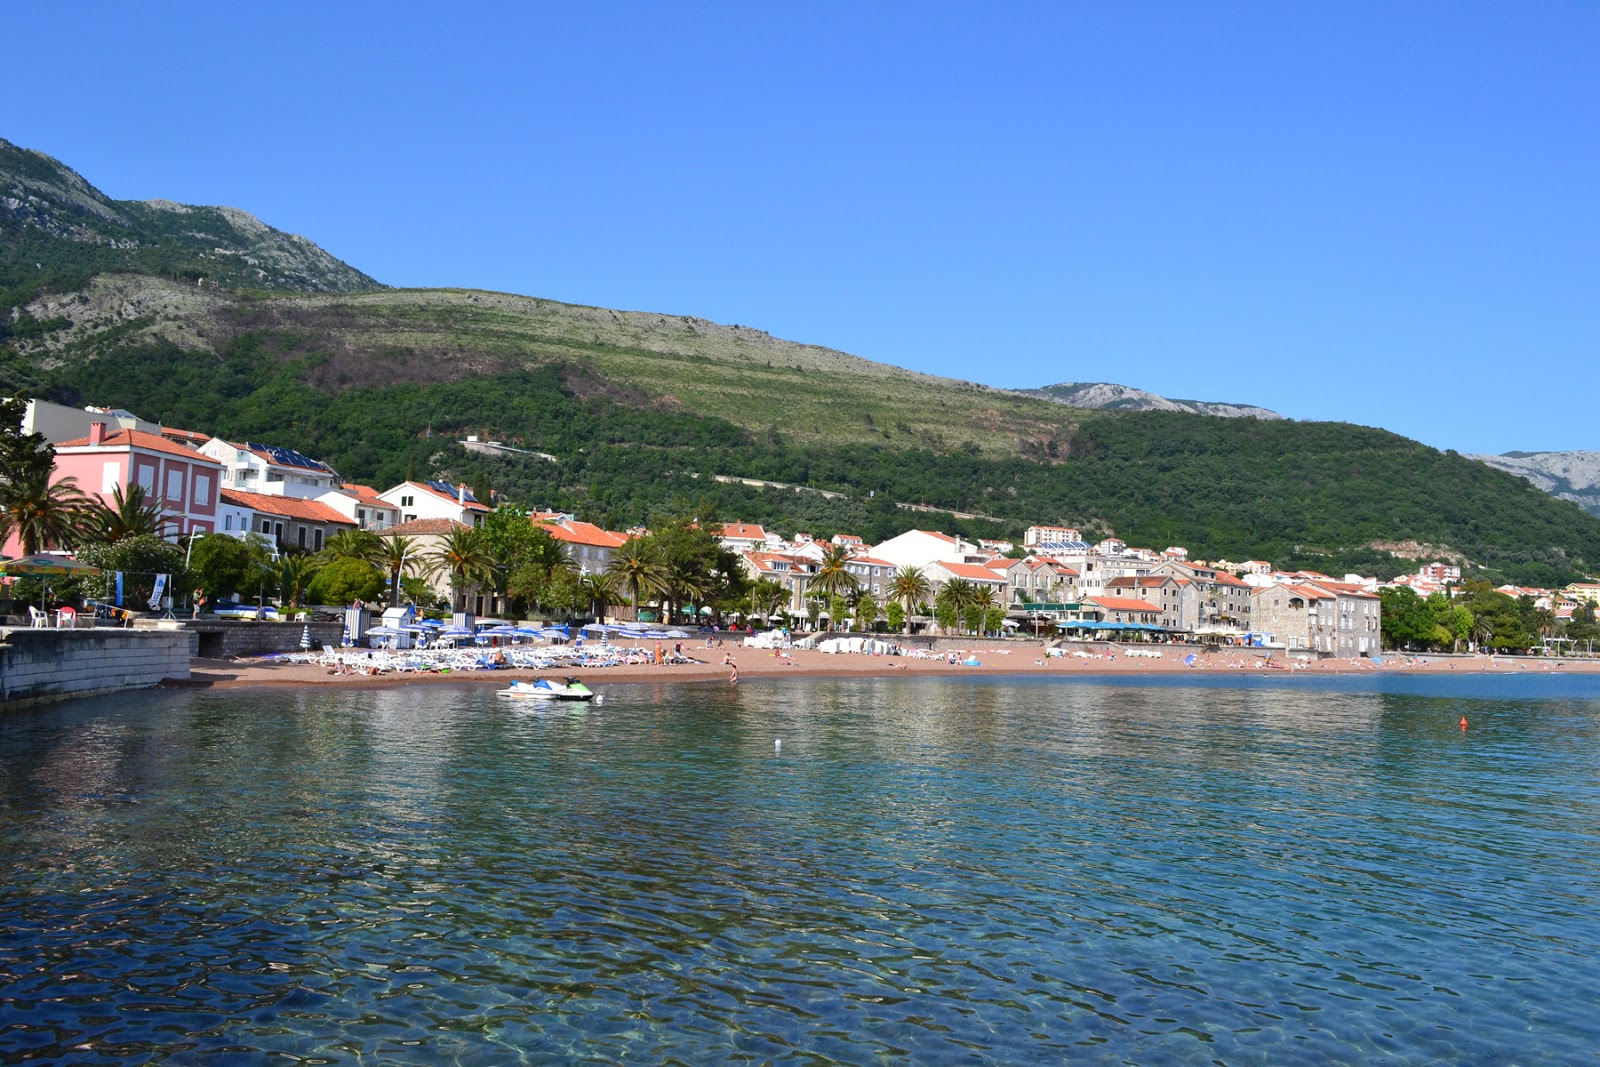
[1468,451,1600,518]
[1022,381,1283,419]
[1,137,381,294]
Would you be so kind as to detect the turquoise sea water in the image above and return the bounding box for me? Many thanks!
[3,673,1600,1064]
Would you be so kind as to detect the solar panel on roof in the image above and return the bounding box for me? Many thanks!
[1038,540,1090,552]
[246,442,333,473]
[426,479,480,503]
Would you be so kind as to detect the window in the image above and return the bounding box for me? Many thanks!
[400,495,415,507]
[267,471,285,483]
[166,468,185,503]
[136,463,156,492]
[224,515,233,531]
[194,473,211,507]
[314,529,323,551]
[260,519,271,533]
[297,527,307,549]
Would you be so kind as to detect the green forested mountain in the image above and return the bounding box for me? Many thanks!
[4,137,1599,585]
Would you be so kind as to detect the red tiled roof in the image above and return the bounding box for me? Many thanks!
[936,562,1008,583]
[720,522,767,540]
[219,489,355,525]
[58,428,226,463]
[540,519,628,549]
[339,483,390,506]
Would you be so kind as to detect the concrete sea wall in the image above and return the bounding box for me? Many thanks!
[0,628,196,711]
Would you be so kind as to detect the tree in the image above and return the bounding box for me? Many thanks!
[0,395,53,491]
[424,526,495,613]
[748,578,788,620]
[889,566,930,635]
[306,557,386,606]
[71,534,187,609]
[188,532,275,602]
[376,533,418,608]
[275,553,320,609]
[851,590,881,632]
[937,578,977,634]
[87,483,166,544]
[0,467,92,555]
[606,536,667,622]
[885,600,906,632]
[810,543,860,604]
[578,572,616,622]
[318,529,382,567]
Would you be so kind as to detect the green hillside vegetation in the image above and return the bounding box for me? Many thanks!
[5,139,1600,586]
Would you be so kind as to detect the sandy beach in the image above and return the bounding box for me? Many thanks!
[177,644,1600,691]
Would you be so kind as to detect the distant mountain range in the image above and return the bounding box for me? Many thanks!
[1021,382,1283,420]
[4,134,1600,584]
[1468,451,1600,518]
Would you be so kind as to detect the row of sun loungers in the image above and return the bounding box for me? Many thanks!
[274,644,651,673]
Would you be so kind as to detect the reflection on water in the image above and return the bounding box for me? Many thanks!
[3,674,1600,1064]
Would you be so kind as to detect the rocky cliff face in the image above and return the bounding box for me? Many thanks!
[1468,451,1600,517]
[1,137,381,294]
[1023,381,1283,419]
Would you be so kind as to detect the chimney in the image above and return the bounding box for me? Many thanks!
[88,421,107,446]
[458,483,467,506]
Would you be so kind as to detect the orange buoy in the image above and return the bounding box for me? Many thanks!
[1460,717,1468,730]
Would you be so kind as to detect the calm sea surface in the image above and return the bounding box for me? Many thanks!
[3,673,1600,1065]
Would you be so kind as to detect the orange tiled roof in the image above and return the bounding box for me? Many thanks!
[540,519,628,549]
[58,428,226,463]
[720,522,767,540]
[937,562,1008,583]
[219,489,355,525]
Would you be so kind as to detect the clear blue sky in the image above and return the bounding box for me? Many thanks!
[8,3,1597,454]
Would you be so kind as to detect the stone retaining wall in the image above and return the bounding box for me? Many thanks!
[1,628,197,710]
[177,620,345,659]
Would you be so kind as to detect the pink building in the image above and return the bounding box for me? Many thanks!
[52,422,224,539]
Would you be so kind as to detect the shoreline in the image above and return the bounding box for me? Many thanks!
[176,646,1600,692]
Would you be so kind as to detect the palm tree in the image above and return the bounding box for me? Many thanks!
[0,469,92,555]
[970,585,998,635]
[424,526,496,613]
[664,555,712,625]
[376,534,418,607]
[606,536,667,622]
[319,529,382,567]
[889,565,930,635]
[275,553,320,609]
[810,543,860,604]
[937,578,977,634]
[748,578,787,620]
[578,572,616,621]
[88,483,166,544]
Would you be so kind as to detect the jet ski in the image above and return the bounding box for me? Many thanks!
[497,677,597,702]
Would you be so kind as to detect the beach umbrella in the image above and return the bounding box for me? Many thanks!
[1183,653,1197,666]
[0,554,102,577]
[0,554,103,611]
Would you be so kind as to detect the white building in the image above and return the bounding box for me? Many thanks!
[199,439,343,500]
[316,483,401,532]
[870,529,979,570]
[379,480,492,527]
